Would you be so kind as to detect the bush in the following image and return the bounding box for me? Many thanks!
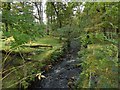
[77,44,118,88]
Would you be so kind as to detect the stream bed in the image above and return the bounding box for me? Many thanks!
[29,40,81,89]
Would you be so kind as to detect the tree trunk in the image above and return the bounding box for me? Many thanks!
[5,22,8,32]
[4,3,11,32]
[51,2,62,28]
[34,2,43,23]
[102,3,107,38]
[51,15,52,24]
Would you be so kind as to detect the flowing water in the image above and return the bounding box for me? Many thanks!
[29,40,81,89]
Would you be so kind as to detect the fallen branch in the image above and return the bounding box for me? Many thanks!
[23,44,53,48]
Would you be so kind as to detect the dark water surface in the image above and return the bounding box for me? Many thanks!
[29,40,81,89]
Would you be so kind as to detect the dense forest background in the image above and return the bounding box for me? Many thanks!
[1,1,119,89]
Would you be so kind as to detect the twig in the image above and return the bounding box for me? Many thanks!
[7,71,44,88]
[89,72,91,88]
[1,62,31,74]
[3,45,22,65]
[1,62,32,81]
[18,47,27,77]
[7,73,37,88]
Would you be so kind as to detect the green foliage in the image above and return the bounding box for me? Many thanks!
[12,31,30,46]
[31,23,46,38]
[76,2,118,89]
[2,1,119,89]
[77,44,118,88]
[2,2,46,47]
[50,47,64,62]
[57,25,71,38]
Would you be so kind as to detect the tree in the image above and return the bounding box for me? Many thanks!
[2,2,36,46]
[2,2,11,32]
[33,2,43,23]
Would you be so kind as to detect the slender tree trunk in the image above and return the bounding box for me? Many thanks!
[4,3,11,32]
[51,15,52,24]
[102,3,106,38]
[118,2,120,89]
[51,2,62,28]
[34,2,42,23]
[59,20,62,28]
[5,22,8,32]
[117,3,119,50]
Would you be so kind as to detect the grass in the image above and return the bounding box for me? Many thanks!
[25,36,63,61]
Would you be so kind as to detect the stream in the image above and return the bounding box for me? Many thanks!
[29,40,82,89]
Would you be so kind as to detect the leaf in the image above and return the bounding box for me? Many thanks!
[41,75,46,78]
[36,73,46,80]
